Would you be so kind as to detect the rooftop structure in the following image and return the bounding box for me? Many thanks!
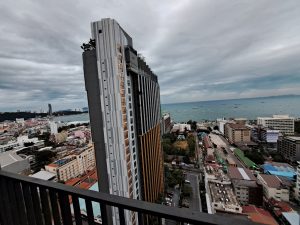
[262,162,296,180]
[228,167,256,181]
[208,181,242,214]
[234,148,258,169]
[30,170,56,181]
[0,150,30,175]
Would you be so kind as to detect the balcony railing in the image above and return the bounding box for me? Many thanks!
[0,169,256,225]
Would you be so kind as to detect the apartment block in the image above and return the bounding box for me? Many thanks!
[257,174,291,202]
[278,136,300,162]
[224,123,251,144]
[228,167,262,206]
[45,145,95,181]
[257,115,294,135]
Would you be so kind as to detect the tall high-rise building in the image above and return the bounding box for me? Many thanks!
[48,103,52,116]
[82,18,164,225]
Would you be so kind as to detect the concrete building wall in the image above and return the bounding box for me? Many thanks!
[57,159,79,181]
[257,115,294,135]
[257,175,289,202]
[278,137,300,162]
[225,124,251,143]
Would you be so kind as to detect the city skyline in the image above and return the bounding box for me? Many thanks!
[1,0,300,111]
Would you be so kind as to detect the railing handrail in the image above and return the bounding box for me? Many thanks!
[0,170,257,225]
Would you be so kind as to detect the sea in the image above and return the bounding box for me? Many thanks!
[54,95,300,123]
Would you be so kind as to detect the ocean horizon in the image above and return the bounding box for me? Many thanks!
[54,95,300,123]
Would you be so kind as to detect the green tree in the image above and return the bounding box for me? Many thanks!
[182,184,193,197]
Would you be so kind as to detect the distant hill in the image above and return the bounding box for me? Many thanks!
[0,111,85,122]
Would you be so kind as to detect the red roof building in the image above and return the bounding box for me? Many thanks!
[242,205,278,225]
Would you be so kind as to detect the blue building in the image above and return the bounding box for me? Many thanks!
[262,162,296,180]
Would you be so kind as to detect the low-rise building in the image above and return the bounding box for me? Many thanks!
[251,126,280,145]
[171,123,191,133]
[228,167,263,205]
[30,170,56,181]
[257,115,294,135]
[208,181,242,214]
[224,123,251,144]
[257,174,291,202]
[0,142,19,153]
[45,145,95,181]
[278,136,300,162]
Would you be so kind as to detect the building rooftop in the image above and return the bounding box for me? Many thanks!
[49,157,76,168]
[227,124,251,130]
[30,171,56,180]
[258,115,294,120]
[228,167,256,181]
[259,174,292,188]
[262,162,296,180]
[242,205,278,225]
[0,150,26,167]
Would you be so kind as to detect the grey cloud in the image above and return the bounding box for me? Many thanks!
[0,0,300,111]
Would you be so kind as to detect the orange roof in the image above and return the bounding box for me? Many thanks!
[47,163,58,167]
[65,178,81,186]
[243,206,278,225]
[79,182,93,190]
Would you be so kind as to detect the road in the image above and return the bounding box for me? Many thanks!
[186,172,202,212]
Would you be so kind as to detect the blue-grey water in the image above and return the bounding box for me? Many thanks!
[54,95,300,123]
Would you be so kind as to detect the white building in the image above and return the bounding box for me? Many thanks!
[257,174,291,202]
[217,118,227,134]
[16,118,25,126]
[261,128,280,143]
[17,135,39,147]
[0,142,19,153]
[172,123,191,132]
[257,115,294,135]
[49,121,58,134]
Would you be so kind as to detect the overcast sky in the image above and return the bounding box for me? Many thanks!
[1,0,300,112]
